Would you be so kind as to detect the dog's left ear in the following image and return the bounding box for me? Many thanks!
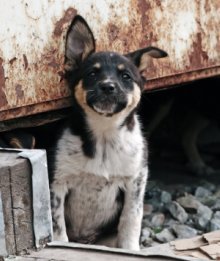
[65,15,95,71]
[126,46,168,72]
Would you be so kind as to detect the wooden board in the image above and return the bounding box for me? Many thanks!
[11,247,192,261]
[200,244,220,260]
[171,230,220,260]
[0,151,34,255]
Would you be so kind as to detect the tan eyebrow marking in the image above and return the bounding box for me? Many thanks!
[93,63,101,69]
[117,64,125,70]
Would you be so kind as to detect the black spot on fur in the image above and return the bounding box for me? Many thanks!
[95,185,103,192]
[102,138,107,162]
[116,188,125,205]
[68,150,79,156]
[135,186,141,199]
[68,99,96,158]
[55,196,61,208]
[52,216,62,235]
[133,175,142,199]
[121,109,136,131]
[50,192,61,210]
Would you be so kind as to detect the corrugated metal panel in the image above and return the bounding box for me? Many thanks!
[0,0,220,121]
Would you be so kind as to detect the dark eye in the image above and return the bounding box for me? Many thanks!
[121,72,131,81]
[88,71,96,77]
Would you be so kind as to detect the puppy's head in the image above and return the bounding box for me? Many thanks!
[65,16,167,117]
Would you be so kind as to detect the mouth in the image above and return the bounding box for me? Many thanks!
[92,102,116,116]
[87,95,127,116]
[86,90,128,116]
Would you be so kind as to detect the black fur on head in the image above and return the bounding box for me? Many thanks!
[64,15,167,116]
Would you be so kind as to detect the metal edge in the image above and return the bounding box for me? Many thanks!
[0,192,7,257]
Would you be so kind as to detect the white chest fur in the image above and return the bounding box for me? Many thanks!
[54,116,145,182]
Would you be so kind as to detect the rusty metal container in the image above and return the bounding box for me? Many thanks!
[0,0,220,125]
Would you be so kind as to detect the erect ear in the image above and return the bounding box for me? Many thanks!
[65,15,95,71]
[125,46,168,72]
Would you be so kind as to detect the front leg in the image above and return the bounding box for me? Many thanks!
[117,167,148,250]
[50,183,69,242]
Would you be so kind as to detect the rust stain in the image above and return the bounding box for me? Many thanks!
[53,7,77,37]
[47,57,60,69]
[137,0,152,47]
[23,54,28,70]
[42,48,61,69]
[107,24,120,42]
[9,57,17,65]
[106,22,132,52]
[0,57,7,108]
[145,66,220,91]
[205,1,211,12]
[155,0,162,7]
[15,84,24,99]
[189,33,209,68]
[137,0,159,47]
[137,0,151,26]
[0,97,71,121]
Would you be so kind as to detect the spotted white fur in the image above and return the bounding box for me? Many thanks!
[51,111,148,250]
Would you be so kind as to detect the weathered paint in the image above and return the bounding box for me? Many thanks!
[0,0,220,122]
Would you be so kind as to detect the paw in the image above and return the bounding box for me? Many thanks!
[128,243,140,251]
[52,232,69,242]
[117,239,140,251]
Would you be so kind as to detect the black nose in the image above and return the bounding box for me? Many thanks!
[99,82,116,94]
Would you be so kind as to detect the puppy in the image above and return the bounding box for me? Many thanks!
[50,15,167,250]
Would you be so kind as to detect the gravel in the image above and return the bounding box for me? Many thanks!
[141,180,220,249]
[167,201,188,223]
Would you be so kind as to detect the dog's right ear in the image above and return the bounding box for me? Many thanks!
[65,15,95,71]
[126,47,168,73]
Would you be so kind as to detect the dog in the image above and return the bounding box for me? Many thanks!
[49,15,167,250]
